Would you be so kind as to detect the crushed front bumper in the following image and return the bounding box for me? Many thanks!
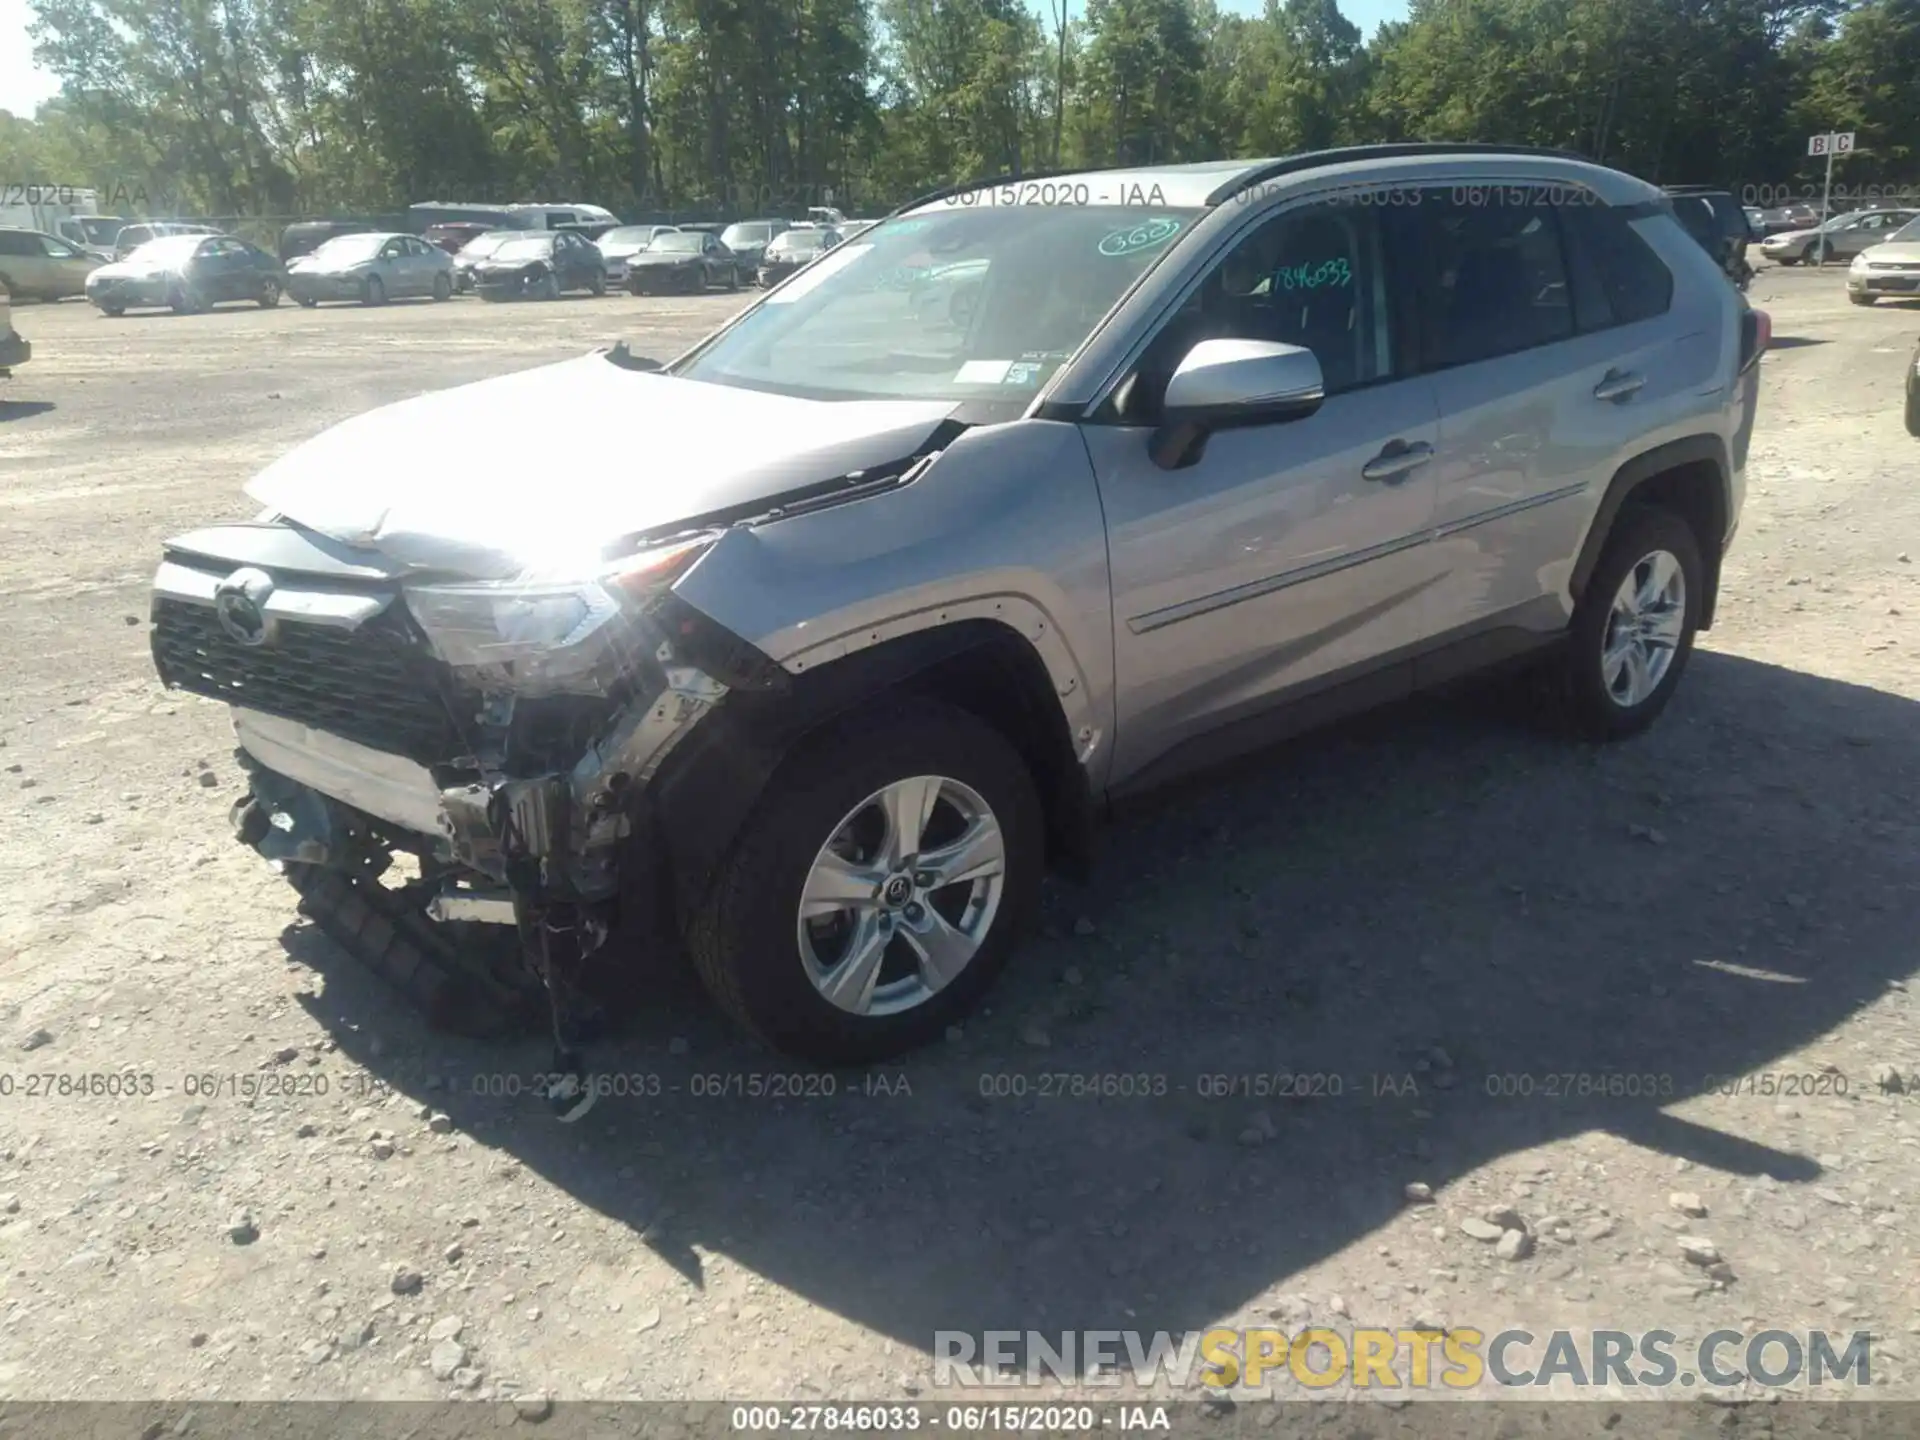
[148,525,742,929]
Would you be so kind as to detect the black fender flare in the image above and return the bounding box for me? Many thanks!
[1570,434,1731,629]
[642,620,1093,925]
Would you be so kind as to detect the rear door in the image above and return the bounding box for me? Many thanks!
[1399,185,1690,644]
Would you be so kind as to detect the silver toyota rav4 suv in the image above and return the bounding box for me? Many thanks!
[148,145,1765,1109]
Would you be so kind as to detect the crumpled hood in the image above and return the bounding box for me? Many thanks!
[1857,242,1920,264]
[245,352,959,578]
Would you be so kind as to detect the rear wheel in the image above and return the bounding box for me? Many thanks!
[1556,506,1704,741]
[687,700,1043,1065]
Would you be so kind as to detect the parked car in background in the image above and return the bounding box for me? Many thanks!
[280,220,374,263]
[1761,208,1918,265]
[288,232,456,306]
[86,234,286,315]
[143,147,1765,1075]
[757,226,842,286]
[1846,214,1920,305]
[423,222,494,256]
[625,230,741,293]
[839,219,878,240]
[0,281,27,376]
[113,222,221,260]
[594,225,680,286]
[718,219,791,272]
[469,231,607,300]
[450,231,519,292]
[0,226,104,300]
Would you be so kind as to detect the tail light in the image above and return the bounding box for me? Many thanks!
[1739,307,1771,373]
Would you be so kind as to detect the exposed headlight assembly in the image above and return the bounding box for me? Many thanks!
[404,538,711,696]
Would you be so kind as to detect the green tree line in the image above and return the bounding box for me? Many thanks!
[0,0,1915,219]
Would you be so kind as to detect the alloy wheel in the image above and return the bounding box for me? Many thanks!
[1601,549,1687,708]
[796,775,1007,1017]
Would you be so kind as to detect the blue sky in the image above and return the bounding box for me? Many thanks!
[1,0,1413,120]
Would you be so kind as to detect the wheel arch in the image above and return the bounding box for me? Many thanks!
[646,619,1095,925]
[1572,434,1730,630]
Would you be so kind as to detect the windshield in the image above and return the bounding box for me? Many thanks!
[676,205,1200,402]
[1888,217,1920,244]
[458,232,518,258]
[311,233,389,263]
[1819,212,1868,231]
[602,226,666,247]
[126,236,206,266]
[769,231,826,256]
[721,224,772,248]
[491,237,553,261]
[648,233,702,253]
[75,217,124,245]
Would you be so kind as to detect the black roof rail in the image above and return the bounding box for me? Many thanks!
[1204,143,1595,206]
[882,168,1088,221]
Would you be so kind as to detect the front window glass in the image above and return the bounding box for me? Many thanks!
[126,236,205,266]
[313,234,389,263]
[677,205,1200,402]
[721,223,773,248]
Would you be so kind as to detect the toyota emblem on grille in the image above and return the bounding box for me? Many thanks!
[213,567,279,648]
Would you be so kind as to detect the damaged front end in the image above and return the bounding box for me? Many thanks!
[149,519,785,1109]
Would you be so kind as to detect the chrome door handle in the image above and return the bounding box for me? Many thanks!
[1362,440,1435,483]
[1593,369,1645,402]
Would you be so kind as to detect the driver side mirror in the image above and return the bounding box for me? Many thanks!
[1149,338,1325,470]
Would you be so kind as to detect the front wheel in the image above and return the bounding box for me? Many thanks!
[687,700,1043,1065]
[1849,292,1876,306]
[98,304,125,318]
[727,264,741,292]
[257,278,282,308]
[1905,380,1920,438]
[361,274,386,306]
[432,272,452,302]
[1557,506,1704,741]
[536,270,561,301]
[170,283,207,315]
[588,270,607,296]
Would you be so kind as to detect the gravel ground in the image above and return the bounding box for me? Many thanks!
[0,268,1916,1408]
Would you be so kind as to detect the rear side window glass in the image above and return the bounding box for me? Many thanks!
[1409,192,1573,369]
[1559,204,1674,331]
[0,232,36,257]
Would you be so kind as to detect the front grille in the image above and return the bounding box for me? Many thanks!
[151,597,466,766]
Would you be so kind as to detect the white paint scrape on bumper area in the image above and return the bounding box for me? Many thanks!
[231,707,446,837]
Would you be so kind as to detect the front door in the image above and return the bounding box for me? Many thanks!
[1081,195,1448,786]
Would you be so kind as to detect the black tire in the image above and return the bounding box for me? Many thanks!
[1557,505,1705,741]
[536,269,561,301]
[99,304,125,318]
[686,700,1044,1065]
[727,264,741,291]
[170,283,206,315]
[361,274,386,306]
[295,296,318,308]
[1905,381,1920,438]
[432,272,452,302]
[1849,291,1876,306]
[257,277,282,308]
[588,270,607,297]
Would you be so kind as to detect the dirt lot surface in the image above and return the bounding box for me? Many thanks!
[0,268,1916,1411]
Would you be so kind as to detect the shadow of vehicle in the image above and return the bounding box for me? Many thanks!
[0,400,55,422]
[284,649,1917,1357]
[1765,336,1827,351]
